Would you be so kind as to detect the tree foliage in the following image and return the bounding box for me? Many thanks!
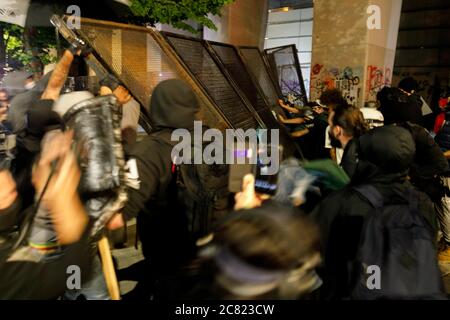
[1,22,57,71]
[129,0,236,33]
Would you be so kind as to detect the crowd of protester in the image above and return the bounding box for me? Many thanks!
[0,42,449,301]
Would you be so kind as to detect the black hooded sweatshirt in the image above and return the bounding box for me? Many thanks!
[122,79,199,272]
[311,125,437,300]
[123,78,200,220]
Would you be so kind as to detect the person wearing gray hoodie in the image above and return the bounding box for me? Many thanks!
[5,72,52,135]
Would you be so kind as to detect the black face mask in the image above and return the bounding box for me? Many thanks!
[328,127,342,149]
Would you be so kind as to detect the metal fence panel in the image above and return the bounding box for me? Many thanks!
[265,45,308,106]
[207,42,280,129]
[163,34,259,130]
[77,18,229,131]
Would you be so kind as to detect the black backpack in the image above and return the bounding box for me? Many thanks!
[156,132,231,242]
[351,185,446,300]
[173,156,230,241]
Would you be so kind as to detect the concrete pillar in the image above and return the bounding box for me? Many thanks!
[310,0,402,107]
[204,0,269,49]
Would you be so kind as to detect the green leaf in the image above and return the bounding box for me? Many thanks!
[1,22,57,70]
[129,0,235,32]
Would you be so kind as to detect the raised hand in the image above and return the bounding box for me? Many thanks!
[234,174,264,211]
[32,130,88,244]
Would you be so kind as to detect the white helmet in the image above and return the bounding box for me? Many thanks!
[360,107,384,129]
[53,91,95,117]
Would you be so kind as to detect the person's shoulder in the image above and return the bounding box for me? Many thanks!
[311,186,365,222]
[129,135,160,156]
[345,138,359,151]
[410,92,422,102]
[407,122,438,145]
[9,89,39,105]
[318,186,358,207]
[315,112,329,124]
[402,121,425,135]
[128,134,174,165]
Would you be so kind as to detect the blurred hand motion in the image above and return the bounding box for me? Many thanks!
[32,130,88,244]
[32,130,77,206]
[106,213,125,231]
[113,86,132,105]
[234,174,264,211]
[100,85,131,105]
[0,170,17,210]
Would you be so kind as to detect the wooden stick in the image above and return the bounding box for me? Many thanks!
[98,236,121,300]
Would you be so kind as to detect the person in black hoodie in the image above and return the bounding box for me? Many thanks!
[107,79,201,298]
[378,88,450,262]
[311,125,438,299]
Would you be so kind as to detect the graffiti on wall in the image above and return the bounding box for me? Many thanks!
[366,65,391,101]
[310,64,362,106]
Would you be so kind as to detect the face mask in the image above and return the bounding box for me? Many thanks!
[24,81,36,90]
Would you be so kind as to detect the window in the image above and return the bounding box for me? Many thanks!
[265,7,313,98]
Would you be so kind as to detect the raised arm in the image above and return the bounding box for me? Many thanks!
[278,114,306,124]
[291,128,310,138]
[32,131,88,244]
[41,50,78,101]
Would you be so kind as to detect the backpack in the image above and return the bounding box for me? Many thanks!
[351,185,446,300]
[173,156,230,242]
[154,131,231,242]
